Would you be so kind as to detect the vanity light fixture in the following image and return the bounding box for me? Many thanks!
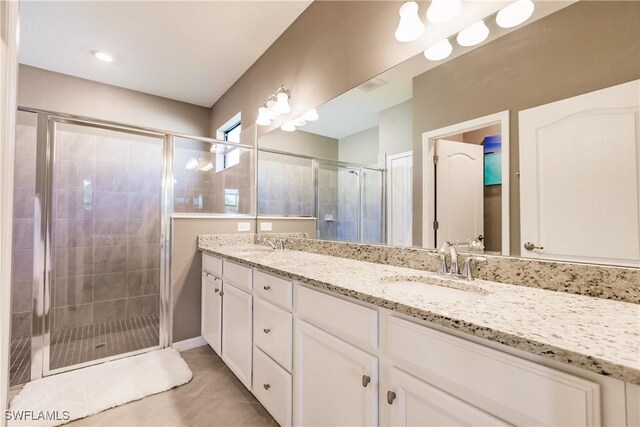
[426,0,461,24]
[256,104,272,126]
[496,0,535,28]
[281,121,296,132]
[256,85,291,126]
[424,39,453,61]
[395,1,425,42]
[302,108,319,121]
[456,20,489,47]
[292,117,307,127]
[91,50,113,62]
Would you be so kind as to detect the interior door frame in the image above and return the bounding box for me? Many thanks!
[386,151,412,246]
[421,111,510,255]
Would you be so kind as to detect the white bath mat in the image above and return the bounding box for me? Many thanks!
[7,348,192,427]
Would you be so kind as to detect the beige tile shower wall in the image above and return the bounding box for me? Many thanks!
[11,118,37,338]
[50,128,162,332]
[171,217,256,342]
[411,1,640,251]
[18,65,211,136]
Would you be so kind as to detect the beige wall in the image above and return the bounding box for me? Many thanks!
[19,65,211,136]
[259,128,338,159]
[210,1,430,140]
[171,217,255,342]
[412,1,640,252]
[338,127,379,165]
[379,100,413,156]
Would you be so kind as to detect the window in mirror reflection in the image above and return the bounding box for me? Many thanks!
[173,137,253,215]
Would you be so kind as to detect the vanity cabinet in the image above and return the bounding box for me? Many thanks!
[293,319,379,427]
[221,260,253,389]
[200,254,627,427]
[201,272,222,355]
[380,365,508,426]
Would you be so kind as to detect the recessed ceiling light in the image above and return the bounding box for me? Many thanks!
[92,50,113,62]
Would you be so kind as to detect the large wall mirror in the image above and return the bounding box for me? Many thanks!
[257,0,640,268]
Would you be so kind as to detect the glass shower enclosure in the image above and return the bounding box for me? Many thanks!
[9,110,171,386]
[316,161,384,244]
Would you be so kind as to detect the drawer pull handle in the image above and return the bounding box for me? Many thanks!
[263,285,271,290]
[362,375,371,387]
[263,328,271,334]
[263,384,270,390]
[219,291,224,296]
[387,391,397,405]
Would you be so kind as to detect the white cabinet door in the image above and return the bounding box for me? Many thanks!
[519,79,640,266]
[201,273,222,355]
[293,320,378,427]
[380,365,509,427]
[221,282,253,389]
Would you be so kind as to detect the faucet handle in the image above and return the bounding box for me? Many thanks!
[439,241,452,254]
[461,256,487,281]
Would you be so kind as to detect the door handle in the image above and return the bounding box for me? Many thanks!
[263,384,270,390]
[263,285,271,291]
[387,391,397,405]
[263,328,271,334]
[214,288,219,293]
[524,242,544,251]
[362,375,371,387]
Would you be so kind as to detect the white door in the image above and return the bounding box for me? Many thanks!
[520,80,640,267]
[380,365,508,427]
[293,320,378,427]
[387,152,413,246]
[435,139,484,249]
[221,282,253,389]
[201,273,222,355]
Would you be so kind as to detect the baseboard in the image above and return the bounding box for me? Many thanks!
[172,336,207,352]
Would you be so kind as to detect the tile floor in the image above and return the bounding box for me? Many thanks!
[67,345,276,426]
[10,314,159,386]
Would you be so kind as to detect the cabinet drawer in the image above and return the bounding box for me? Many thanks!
[295,285,378,353]
[384,316,601,426]
[223,259,252,292]
[254,297,293,371]
[253,347,292,427]
[253,270,292,309]
[202,253,222,277]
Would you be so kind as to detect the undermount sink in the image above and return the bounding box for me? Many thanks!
[379,274,489,298]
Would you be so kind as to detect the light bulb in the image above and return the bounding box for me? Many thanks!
[293,117,307,127]
[275,91,291,114]
[92,50,113,62]
[395,2,425,42]
[456,20,489,47]
[496,0,535,28]
[426,0,461,24]
[199,162,214,172]
[424,39,453,61]
[256,106,271,126]
[302,108,319,121]
[281,121,296,132]
[185,158,199,170]
[266,97,278,117]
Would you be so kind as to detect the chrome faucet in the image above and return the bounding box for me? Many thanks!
[258,236,285,251]
[437,241,485,281]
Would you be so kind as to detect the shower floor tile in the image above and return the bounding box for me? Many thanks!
[9,314,159,387]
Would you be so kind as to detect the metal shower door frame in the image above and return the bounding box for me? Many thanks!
[30,113,173,380]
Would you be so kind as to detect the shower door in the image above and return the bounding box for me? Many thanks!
[38,118,169,376]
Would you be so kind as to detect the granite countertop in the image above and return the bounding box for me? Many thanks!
[198,242,640,384]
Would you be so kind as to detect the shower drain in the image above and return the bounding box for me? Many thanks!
[94,343,106,349]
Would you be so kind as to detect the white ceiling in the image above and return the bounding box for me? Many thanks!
[302,1,574,140]
[18,0,312,107]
